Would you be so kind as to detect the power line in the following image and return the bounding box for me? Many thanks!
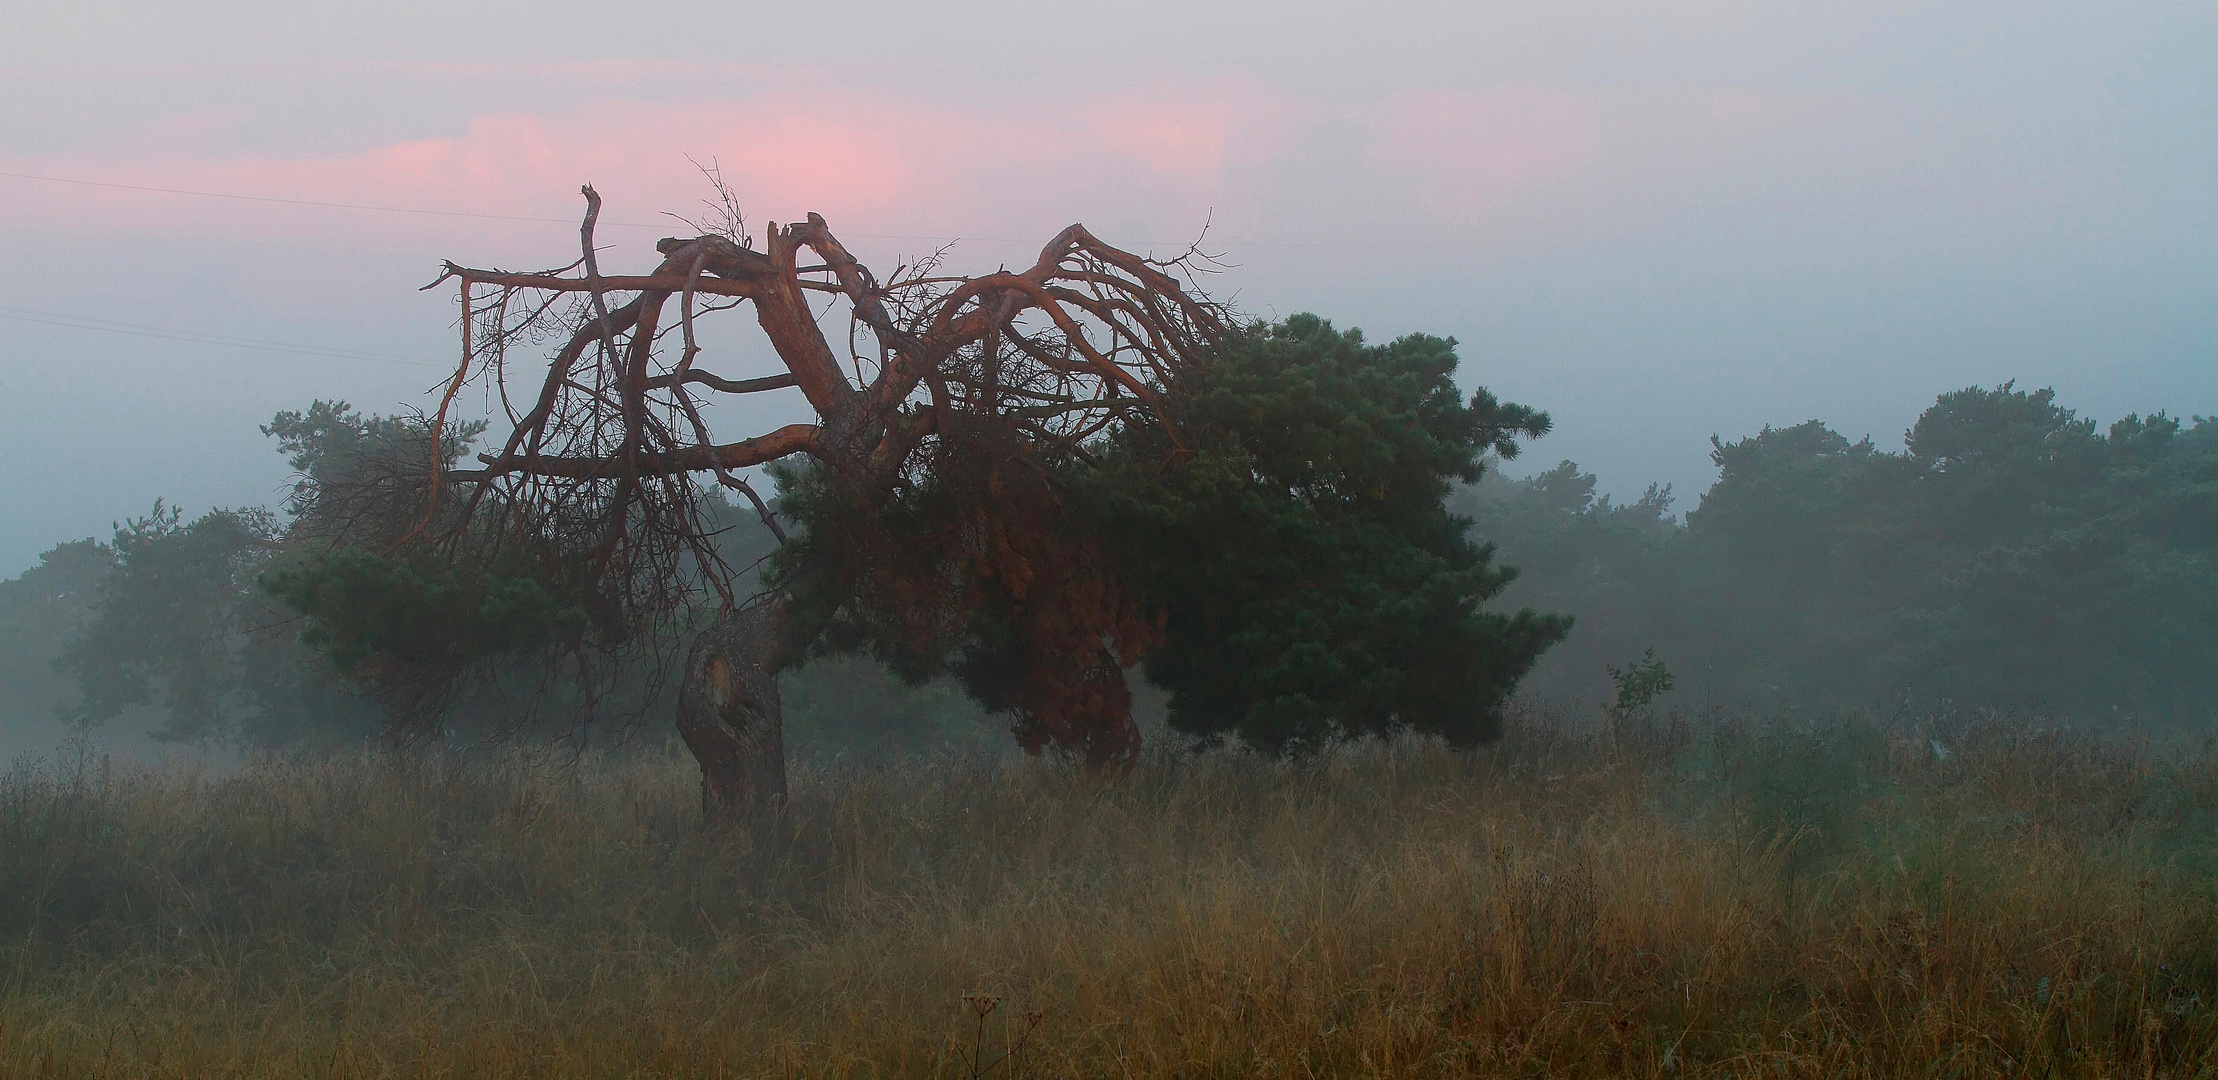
[0,306,445,367]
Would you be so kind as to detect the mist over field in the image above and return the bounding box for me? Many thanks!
[4,1,2213,579]
[3,3,2216,1077]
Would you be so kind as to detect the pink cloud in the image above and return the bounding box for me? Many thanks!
[1090,101,1235,180]
[1,80,1310,264]
[1367,87,1604,219]
[0,72,1903,293]
[1084,79,1301,185]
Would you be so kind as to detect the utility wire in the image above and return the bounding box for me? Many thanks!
[0,306,445,367]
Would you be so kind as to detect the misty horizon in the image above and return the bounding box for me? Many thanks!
[4,0,2212,575]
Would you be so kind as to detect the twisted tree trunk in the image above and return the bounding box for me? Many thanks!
[424,195,1227,812]
[674,601,790,821]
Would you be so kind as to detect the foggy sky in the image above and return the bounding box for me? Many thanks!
[3,0,2212,574]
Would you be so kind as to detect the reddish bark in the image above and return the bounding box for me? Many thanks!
[422,186,1225,811]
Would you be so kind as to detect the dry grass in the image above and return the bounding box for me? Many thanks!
[5,708,2218,1078]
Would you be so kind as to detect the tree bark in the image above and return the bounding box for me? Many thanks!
[675,601,789,821]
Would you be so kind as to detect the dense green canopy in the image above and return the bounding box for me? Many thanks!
[770,314,1567,756]
[1083,314,1568,750]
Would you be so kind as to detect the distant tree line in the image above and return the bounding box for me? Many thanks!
[0,403,995,755]
[1464,382,2218,724]
[1,378,2210,754]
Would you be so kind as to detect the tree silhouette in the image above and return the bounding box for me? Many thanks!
[404,186,1227,816]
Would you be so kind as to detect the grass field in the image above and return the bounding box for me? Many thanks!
[5,707,2218,1078]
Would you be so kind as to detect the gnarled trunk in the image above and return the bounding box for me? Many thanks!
[675,601,789,821]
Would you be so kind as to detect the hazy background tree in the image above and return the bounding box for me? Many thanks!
[41,398,467,749]
[1473,383,2218,724]
[0,540,113,747]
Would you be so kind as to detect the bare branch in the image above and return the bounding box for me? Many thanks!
[452,423,820,481]
[643,370,802,395]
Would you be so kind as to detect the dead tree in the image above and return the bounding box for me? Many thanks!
[421,186,1226,819]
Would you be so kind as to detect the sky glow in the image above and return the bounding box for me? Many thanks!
[1,1,2212,572]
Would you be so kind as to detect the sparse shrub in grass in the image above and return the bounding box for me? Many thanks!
[1603,648,1674,726]
[6,707,2218,1077]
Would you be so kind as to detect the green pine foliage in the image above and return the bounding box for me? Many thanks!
[260,550,589,676]
[1086,314,1570,751]
[769,314,1570,756]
